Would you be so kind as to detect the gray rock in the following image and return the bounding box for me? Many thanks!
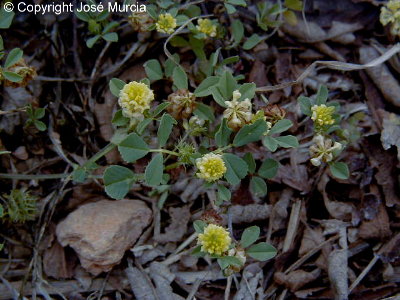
[56,199,151,275]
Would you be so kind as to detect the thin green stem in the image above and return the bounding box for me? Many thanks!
[214,144,233,154]
[0,173,69,180]
[84,143,116,167]
[149,149,180,156]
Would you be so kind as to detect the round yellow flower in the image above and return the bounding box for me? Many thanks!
[196,18,217,37]
[197,224,231,255]
[156,13,177,34]
[196,153,227,182]
[311,104,335,127]
[118,81,154,118]
[380,0,400,36]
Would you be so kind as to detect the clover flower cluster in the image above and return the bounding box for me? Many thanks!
[0,58,36,88]
[311,104,335,127]
[197,18,217,37]
[309,135,342,166]
[118,81,154,118]
[223,90,253,131]
[380,0,400,36]
[129,11,154,32]
[166,89,197,120]
[196,153,227,182]
[156,13,177,34]
[197,223,231,255]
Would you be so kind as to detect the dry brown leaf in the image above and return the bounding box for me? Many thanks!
[275,269,321,292]
[359,204,391,240]
[155,206,191,243]
[360,46,400,108]
[380,111,400,160]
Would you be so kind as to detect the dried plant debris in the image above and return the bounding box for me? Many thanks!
[0,0,400,299]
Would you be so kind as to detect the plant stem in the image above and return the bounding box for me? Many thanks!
[83,143,116,167]
[149,149,180,156]
[0,173,69,180]
[0,143,117,181]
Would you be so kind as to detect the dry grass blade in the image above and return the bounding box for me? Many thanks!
[256,43,400,92]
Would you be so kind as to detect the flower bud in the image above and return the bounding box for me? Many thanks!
[166,89,197,120]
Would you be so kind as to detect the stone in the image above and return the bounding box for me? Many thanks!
[56,199,152,275]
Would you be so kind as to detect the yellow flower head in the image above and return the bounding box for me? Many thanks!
[197,224,231,255]
[196,18,217,37]
[309,135,342,166]
[156,13,177,34]
[311,104,335,127]
[380,0,400,36]
[196,153,227,182]
[118,81,155,118]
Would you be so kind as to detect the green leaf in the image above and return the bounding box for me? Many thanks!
[217,184,231,205]
[227,0,247,6]
[240,226,260,248]
[250,176,268,197]
[194,103,215,122]
[102,21,119,34]
[103,165,135,199]
[231,20,244,46]
[218,256,243,270]
[191,245,206,257]
[0,204,3,217]
[144,59,164,81]
[118,133,149,163]
[112,110,129,126]
[233,119,267,147]
[0,8,15,29]
[5,48,23,69]
[269,119,293,135]
[211,86,227,107]
[34,108,45,119]
[145,154,164,186]
[193,220,207,233]
[172,66,188,90]
[102,32,118,42]
[316,85,328,105]
[220,56,240,66]
[215,119,232,147]
[109,78,125,97]
[136,118,152,135]
[75,10,90,22]
[263,136,278,152]
[243,34,263,50]
[285,0,303,11]
[238,83,256,101]
[224,3,237,14]
[258,158,279,179]
[3,71,22,82]
[218,71,237,100]
[86,35,100,48]
[157,113,177,147]
[246,242,277,261]
[243,153,256,173]
[151,102,171,117]
[275,135,299,148]
[223,153,248,185]
[329,162,349,180]
[194,76,219,97]
[164,54,180,77]
[34,120,47,131]
[298,96,312,116]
